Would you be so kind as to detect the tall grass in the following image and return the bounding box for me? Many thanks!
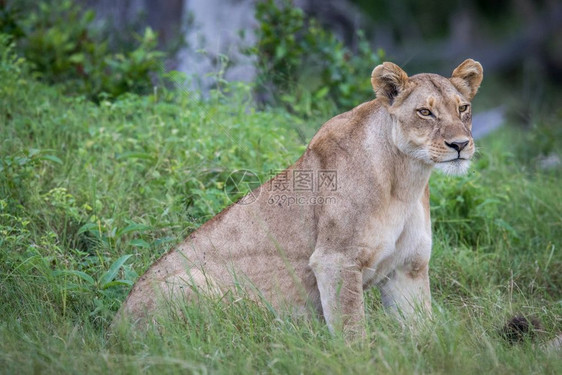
[1,37,561,373]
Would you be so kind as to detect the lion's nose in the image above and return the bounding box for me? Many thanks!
[445,140,469,152]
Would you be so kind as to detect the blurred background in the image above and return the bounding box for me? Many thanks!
[2,0,562,121]
[81,0,562,79]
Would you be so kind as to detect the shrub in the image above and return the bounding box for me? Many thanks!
[1,0,165,100]
[248,0,384,116]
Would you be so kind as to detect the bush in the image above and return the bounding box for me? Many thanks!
[248,0,384,116]
[0,0,165,100]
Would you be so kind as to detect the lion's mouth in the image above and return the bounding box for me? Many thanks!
[439,157,468,163]
[435,157,472,176]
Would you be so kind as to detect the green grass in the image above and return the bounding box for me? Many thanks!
[1,39,561,374]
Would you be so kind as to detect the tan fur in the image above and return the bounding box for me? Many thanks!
[115,59,483,337]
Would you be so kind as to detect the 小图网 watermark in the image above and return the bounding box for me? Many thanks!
[267,169,337,192]
[224,169,338,205]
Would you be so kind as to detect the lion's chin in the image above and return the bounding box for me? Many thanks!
[435,159,471,176]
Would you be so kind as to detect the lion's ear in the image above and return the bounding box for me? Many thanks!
[371,62,408,105]
[450,59,483,100]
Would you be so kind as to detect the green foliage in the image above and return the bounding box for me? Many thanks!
[429,134,562,301]
[0,36,304,327]
[352,0,537,40]
[0,33,25,88]
[249,0,383,116]
[0,148,60,209]
[1,0,165,100]
[515,113,562,166]
[0,1,24,39]
[430,166,501,249]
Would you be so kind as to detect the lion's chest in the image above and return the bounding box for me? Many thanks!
[360,199,431,288]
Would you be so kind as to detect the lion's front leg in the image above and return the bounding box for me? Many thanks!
[379,200,433,322]
[309,249,365,339]
[378,261,432,320]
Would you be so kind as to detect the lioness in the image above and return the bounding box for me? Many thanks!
[116,59,483,337]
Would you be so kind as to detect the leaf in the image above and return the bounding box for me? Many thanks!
[116,152,155,161]
[314,87,329,99]
[68,53,85,64]
[275,44,287,60]
[37,154,63,165]
[98,254,133,288]
[494,218,520,239]
[53,269,95,285]
[117,223,151,236]
[100,279,134,290]
[128,238,150,248]
[27,148,40,157]
[77,222,98,235]
[143,27,156,43]
[153,236,176,246]
[16,156,30,165]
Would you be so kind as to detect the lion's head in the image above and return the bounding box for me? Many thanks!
[371,59,483,175]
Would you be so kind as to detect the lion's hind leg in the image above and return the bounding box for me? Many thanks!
[113,267,219,329]
[160,268,221,306]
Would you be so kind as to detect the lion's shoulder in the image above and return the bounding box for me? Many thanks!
[307,100,384,157]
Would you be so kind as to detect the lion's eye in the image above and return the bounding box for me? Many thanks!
[418,109,432,117]
[459,104,469,113]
